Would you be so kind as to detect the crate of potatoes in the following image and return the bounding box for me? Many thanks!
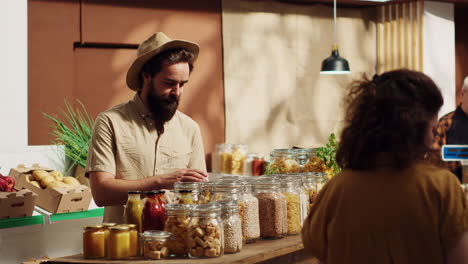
[9,164,92,214]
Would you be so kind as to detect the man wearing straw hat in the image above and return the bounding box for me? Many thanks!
[85,32,208,223]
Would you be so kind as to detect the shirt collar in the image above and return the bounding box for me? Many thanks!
[132,93,152,119]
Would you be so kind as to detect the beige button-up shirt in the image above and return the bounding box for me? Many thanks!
[86,94,206,223]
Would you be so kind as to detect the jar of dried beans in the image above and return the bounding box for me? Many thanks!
[220,201,242,253]
[253,181,287,239]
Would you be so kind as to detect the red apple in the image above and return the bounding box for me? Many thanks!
[0,178,7,192]
[3,176,15,192]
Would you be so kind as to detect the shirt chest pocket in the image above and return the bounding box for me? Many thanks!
[158,145,193,170]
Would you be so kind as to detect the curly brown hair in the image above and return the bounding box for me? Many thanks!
[336,69,443,170]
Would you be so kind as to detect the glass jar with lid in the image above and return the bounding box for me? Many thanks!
[213,143,233,174]
[303,155,328,173]
[107,225,130,260]
[252,155,265,176]
[174,182,200,204]
[253,181,287,239]
[212,182,242,202]
[281,177,302,235]
[231,144,248,175]
[121,224,139,257]
[239,182,260,244]
[243,153,256,176]
[141,230,172,260]
[125,190,143,233]
[267,149,300,175]
[83,224,105,259]
[164,204,191,257]
[187,203,224,258]
[302,173,318,214]
[219,201,242,253]
[101,222,116,257]
[142,191,166,231]
[199,182,214,203]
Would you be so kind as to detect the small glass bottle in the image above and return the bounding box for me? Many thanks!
[254,181,287,239]
[220,201,242,253]
[83,224,105,259]
[142,230,173,260]
[125,190,143,233]
[107,225,130,260]
[164,204,191,257]
[142,191,166,231]
[239,182,260,244]
[187,203,224,258]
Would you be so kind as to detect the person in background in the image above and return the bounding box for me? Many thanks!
[302,69,468,264]
[431,76,468,182]
[86,32,208,223]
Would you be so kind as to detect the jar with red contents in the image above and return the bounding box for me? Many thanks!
[251,155,265,176]
[142,190,166,231]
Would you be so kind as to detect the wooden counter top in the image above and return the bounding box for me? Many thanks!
[45,235,310,264]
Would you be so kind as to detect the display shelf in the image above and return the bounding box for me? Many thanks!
[0,214,44,229]
[34,207,104,224]
[43,235,314,264]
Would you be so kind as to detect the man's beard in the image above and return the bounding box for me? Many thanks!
[146,86,179,124]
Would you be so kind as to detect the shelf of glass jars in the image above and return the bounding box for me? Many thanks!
[0,206,103,229]
[46,235,307,264]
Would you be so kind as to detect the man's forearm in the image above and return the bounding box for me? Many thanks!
[90,173,162,207]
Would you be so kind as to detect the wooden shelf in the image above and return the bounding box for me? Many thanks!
[45,235,306,264]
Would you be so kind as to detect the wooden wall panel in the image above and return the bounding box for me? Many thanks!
[455,3,468,105]
[28,0,225,170]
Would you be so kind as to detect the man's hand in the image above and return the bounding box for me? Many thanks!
[155,169,208,189]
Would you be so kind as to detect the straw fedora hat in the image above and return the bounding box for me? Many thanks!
[126,32,200,91]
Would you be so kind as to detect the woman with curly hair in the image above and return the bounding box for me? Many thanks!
[302,69,468,264]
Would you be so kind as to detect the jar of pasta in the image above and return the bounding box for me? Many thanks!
[231,144,248,175]
[212,182,242,202]
[267,150,300,174]
[83,224,105,259]
[281,178,301,235]
[164,204,191,257]
[187,203,224,258]
[142,230,172,260]
[199,182,214,203]
[254,181,287,239]
[107,225,130,260]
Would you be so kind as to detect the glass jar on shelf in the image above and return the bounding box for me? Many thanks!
[212,182,242,202]
[125,190,143,233]
[212,143,232,173]
[231,144,248,175]
[187,203,224,258]
[199,182,214,204]
[174,182,200,204]
[267,149,300,174]
[239,182,260,244]
[252,155,265,176]
[121,224,139,257]
[164,203,191,257]
[253,181,287,239]
[141,230,173,260]
[281,178,302,235]
[303,155,328,173]
[83,224,105,259]
[243,153,256,176]
[142,191,166,231]
[219,201,242,253]
[107,225,130,260]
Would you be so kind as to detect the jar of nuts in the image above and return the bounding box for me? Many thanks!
[187,203,224,258]
[239,182,260,244]
[141,230,173,260]
[219,201,242,254]
[164,204,191,257]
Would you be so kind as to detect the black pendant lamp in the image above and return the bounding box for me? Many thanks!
[320,0,350,75]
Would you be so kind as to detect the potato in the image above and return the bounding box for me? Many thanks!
[46,181,69,189]
[40,175,56,188]
[30,180,41,188]
[49,170,64,181]
[32,170,49,181]
[62,176,81,187]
